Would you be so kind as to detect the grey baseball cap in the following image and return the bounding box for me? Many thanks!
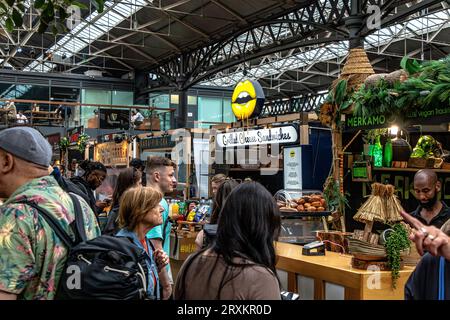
[0,127,52,167]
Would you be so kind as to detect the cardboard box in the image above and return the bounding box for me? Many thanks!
[170,233,197,261]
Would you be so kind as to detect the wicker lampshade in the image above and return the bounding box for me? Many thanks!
[341,48,375,76]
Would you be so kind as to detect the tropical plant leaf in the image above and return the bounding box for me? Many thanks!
[12,8,23,27]
[16,2,25,12]
[72,1,88,9]
[34,0,45,9]
[58,5,68,20]
[38,20,48,33]
[5,17,14,32]
[400,56,423,75]
[334,79,348,106]
[93,0,104,13]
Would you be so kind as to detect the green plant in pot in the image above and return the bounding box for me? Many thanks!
[384,223,410,289]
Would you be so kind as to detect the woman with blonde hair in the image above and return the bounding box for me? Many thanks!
[115,186,170,300]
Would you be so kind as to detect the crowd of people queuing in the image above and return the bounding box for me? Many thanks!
[0,126,449,300]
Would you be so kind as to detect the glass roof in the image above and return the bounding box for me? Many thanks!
[201,8,450,87]
[24,0,147,72]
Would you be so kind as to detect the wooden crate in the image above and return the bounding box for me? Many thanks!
[169,232,198,261]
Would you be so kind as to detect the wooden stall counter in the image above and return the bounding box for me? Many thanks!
[275,241,415,300]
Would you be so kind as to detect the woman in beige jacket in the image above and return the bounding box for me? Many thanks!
[175,181,281,300]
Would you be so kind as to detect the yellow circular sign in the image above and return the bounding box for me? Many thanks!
[290,150,295,158]
[231,80,265,120]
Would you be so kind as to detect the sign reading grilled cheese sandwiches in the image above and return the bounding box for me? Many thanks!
[217,125,298,148]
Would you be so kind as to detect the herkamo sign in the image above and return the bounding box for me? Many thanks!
[217,125,298,148]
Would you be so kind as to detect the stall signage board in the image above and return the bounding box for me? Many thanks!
[217,125,298,148]
[405,105,450,125]
[95,141,128,167]
[140,135,176,150]
[98,133,125,143]
[99,109,130,130]
[345,105,450,131]
[283,146,302,190]
[68,126,83,144]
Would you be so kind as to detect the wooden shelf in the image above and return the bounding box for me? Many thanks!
[373,167,450,173]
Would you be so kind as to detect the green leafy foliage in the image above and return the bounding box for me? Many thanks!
[323,176,349,213]
[400,56,423,75]
[346,55,450,120]
[384,223,410,289]
[59,137,69,151]
[352,79,398,117]
[0,0,103,34]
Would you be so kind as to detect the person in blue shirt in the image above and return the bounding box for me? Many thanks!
[115,186,169,299]
[146,156,177,299]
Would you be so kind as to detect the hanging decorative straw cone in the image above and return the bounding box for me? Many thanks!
[341,48,375,77]
[333,48,375,114]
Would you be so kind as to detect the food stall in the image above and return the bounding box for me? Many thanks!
[287,49,450,299]
[208,79,333,245]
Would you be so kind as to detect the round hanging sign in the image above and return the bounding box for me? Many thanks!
[231,79,265,120]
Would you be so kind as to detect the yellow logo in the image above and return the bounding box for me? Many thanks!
[231,80,265,120]
[290,150,295,158]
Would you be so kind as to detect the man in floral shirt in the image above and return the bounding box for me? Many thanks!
[0,127,100,300]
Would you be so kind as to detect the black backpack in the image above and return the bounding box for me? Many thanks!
[21,193,150,300]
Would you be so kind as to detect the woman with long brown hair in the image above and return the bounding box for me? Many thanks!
[103,167,142,235]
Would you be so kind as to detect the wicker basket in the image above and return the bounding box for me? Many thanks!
[348,237,386,258]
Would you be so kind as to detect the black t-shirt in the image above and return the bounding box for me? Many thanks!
[405,253,449,300]
[410,201,450,229]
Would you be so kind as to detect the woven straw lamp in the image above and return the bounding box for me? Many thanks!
[334,48,375,113]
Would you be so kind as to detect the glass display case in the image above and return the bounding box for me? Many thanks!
[274,189,331,244]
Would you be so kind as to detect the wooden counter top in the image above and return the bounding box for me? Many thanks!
[275,241,415,300]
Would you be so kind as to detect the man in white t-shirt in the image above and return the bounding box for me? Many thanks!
[16,111,28,124]
[131,110,144,128]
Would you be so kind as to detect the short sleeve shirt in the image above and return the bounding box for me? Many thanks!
[0,176,100,300]
[146,198,171,275]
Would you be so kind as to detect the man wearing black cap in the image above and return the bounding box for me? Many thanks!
[0,127,100,300]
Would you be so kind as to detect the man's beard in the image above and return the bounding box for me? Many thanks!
[420,193,438,210]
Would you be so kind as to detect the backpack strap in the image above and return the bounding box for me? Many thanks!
[24,202,74,249]
[16,193,87,248]
[161,217,170,248]
[68,193,87,243]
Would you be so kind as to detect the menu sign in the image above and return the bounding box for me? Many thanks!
[283,146,302,190]
[217,125,298,148]
[94,141,129,167]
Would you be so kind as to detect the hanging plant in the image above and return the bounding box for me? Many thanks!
[384,223,410,289]
[318,79,352,127]
[59,137,69,151]
[77,133,90,153]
